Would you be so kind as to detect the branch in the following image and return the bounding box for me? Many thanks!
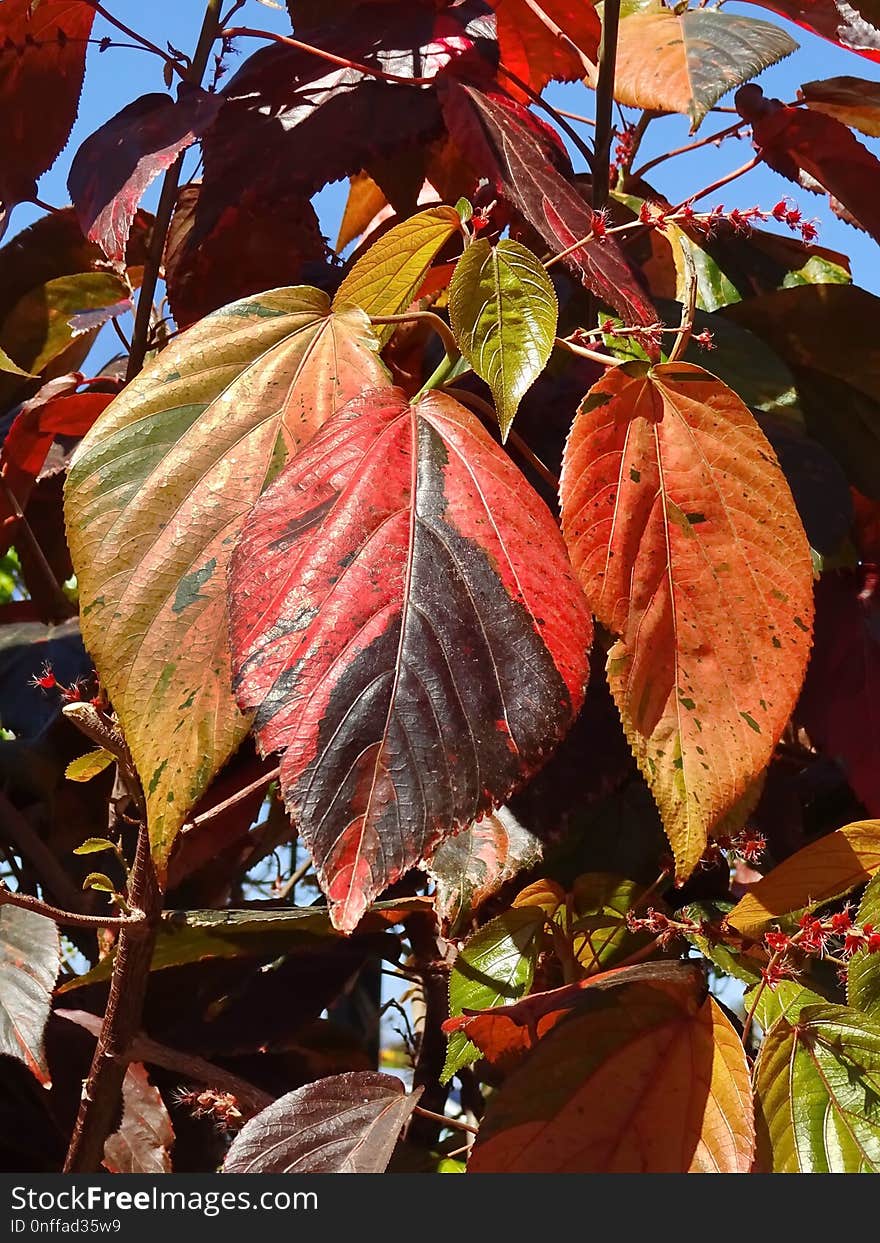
[405,910,452,1147]
[520,0,596,76]
[220,27,434,86]
[496,64,595,169]
[83,2,182,69]
[670,155,762,213]
[592,0,621,211]
[184,764,280,831]
[630,118,749,182]
[369,312,460,363]
[126,0,223,379]
[63,822,161,1171]
[0,882,145,931]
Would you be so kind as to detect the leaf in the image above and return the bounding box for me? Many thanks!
[736,84,880,243]
[0,346,34,378]
[449,238,557,440]
[570,873,652,972]
[798,571,880,815]
[724,284,880,499]
[559,361,814,880]
[66,751,114,784]
[741,0,880,62]
[748,978,827,1031]
[681,900,768,985]
[337,172,388,252]
[425,806,543,935]
[83,872,115,894]
[64,288,386,871]
[223,1071,421,1173]
[103,1063,174,1175]
[0,272,128,388]
[58,897,429,993]
[754,1003,880,1171]
[442,906,546,1083]
[0,0,96,208]
[468,984,754,1172]
[801,75,880,136]
[164,182,328,331]
[613,8,797,130]
[1,387,115,519]
[849,872,880,1016]
[729,820,880,939]
[0,904,60,1085]
[445,961,704,1070]
[69,87,222,267]
[228,387,592,932]
[441,80,657,327]
[333,206,462,343]
[72,833,117,852]
[488,0,600,97]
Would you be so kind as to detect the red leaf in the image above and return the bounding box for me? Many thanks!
[488,0,600,98]
[741,0,880,62]
[443,961,702,1071]
[0,0,95,208]
[2,385,114,514]
[798,570,880,817]
[736,84,880,243]
[68,87,222,266]
[441,80,656,327]
[229,387,592,932]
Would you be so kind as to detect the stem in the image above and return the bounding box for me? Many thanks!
[274,853,313,901]
[496,65,595,169]
[554,335,613,367]
[592,0,621,211]
[0,475,73,622]
[369,312,459,363]
[405,911,451,1147]
[630,119,748,182]
[412,1105,478,1135]
[0,883,144,931]
[126,0,223,380]
[63,823,162,1172]
[185,765,280,831]
[550,106,597,128]
[520,0,597,75]
[84,2,181,69]
[221,27,434,86]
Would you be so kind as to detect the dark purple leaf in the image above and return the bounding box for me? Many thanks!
[0,906,60,1086]
[68,88,223,266]
[223,1071,421,1173]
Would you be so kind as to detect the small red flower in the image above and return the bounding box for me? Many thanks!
[590,209,608,240]
[830,910,853,933]
[765,930,790,953]
[29,662,56,692]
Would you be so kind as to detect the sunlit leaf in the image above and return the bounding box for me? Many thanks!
[442,906,546,1083]
[229,387,592,931]
[729,819,880,939]
[488,0,600,98]
[65,288,386,871]
[849,872,880,1017]
[560,362,814,879]
[614,7,797,129]
[103,1063,174,1175]
[333,206,462,343]
[449,238,557,439]
[801,75,880,136]
[754,1003,880,1171]
[469,983,754,1172]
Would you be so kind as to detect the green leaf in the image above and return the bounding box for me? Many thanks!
[72,836,117,856]
[58,898,430,993]
[64,287,386,872]
[680,899,767,985]
[570,873,651,973]
[0,345,35,378]
[448,238,557,439]
[849,872,880,1018]
[82,872,115,894]
[442,907,546,1084]
[0,272,127,380]
[66,750,114,783]
[333,205,462,344]
[746,978,827,1032]
[754,1003,880,1171]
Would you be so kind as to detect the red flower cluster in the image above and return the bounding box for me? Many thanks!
[174,1088,243,1132]
[28,662,98,707]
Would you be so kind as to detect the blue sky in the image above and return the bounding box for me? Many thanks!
[9,0,880,299]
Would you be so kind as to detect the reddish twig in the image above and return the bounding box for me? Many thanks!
[220,26,434,85]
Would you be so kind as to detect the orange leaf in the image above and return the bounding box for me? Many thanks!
[560,362,814,880]
[729,819,880,939]
[489,0,600,99]
[468,985,754,1172]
